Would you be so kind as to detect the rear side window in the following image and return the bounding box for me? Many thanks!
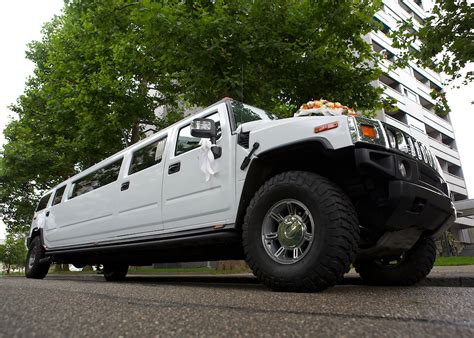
[129,137,167,175]
[36,193,52,212]
[71,158,123,198]
[52,186,66,206]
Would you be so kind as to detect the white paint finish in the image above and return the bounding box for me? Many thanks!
[115,138,168,238]
[242,116,354,155]
[45,181,118,247]
[161,103,236,230]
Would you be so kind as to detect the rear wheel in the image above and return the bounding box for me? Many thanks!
[25,236,50,279]
[354,237,436,286]
[243,171,360,292]
[103,264,128,282]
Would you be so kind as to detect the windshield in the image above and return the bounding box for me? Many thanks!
[230,101,278,128]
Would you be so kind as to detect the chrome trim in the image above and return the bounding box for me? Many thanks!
[349,117,440,173]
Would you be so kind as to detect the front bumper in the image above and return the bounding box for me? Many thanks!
[355,147,455,238]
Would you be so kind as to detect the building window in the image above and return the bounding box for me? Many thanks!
[387,109,408,125]
[403,87,419,103]
[447,163,463,177]
[379,74,402,93]
[372,41,396,63]
[374,17,391,35]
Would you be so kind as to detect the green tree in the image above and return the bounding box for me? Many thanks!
[1,0,385,235]
[392,0,473,84]
[0,233,27,274]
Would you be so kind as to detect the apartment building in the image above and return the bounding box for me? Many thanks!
[369,0,473,244]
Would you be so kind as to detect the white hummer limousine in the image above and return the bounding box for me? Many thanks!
[26,98,455,291]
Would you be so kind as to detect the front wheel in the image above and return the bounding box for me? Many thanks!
[243,171,360,292]
[354,237,436,286]
[25,236,50,279]
[103,264,129,282]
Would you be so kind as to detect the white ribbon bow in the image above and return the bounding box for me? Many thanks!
[36,212,47,229]
[198,139,218,181]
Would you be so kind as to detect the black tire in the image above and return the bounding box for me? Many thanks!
[243,171,360,292]
[25,236,50,279]
[103,264,128,282]
[354,237,436,286]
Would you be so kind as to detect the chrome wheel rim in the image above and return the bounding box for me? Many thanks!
[28,248,37,270]
[261,199,315,264]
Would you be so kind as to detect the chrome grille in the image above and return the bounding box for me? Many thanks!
[382,123,437,171]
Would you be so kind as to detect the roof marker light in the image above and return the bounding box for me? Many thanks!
[314,121,339,133]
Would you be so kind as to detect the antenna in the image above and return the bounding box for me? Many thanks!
[241,64,244,102]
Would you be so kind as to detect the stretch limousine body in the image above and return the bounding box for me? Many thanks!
[26,98,455,292]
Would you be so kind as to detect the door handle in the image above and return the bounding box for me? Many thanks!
[121,181,130,191]
[168,162,181,174]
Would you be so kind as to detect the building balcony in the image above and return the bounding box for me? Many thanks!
[422,109,454,137]
[443,171,468,196]
[400,0,426,20]
[428,136,460,160]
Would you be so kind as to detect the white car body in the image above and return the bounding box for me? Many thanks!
[27,98,455,274]
[29,102,354,250]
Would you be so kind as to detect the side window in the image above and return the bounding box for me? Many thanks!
[36,193,52,212]
[71,158,123,198]
[129,137,167,175]
[52,186,66,206]
[175,112,221,156]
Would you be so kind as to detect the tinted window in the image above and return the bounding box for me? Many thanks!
[36,193,52,212]
[71,158,123,198]
[129,137,167,175]
[175,112,220,156]
[52,186,66,206]
[231,101,277,128]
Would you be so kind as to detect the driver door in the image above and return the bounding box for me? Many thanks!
[161,103,235,231]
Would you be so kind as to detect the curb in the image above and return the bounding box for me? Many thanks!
[32,273,474,287]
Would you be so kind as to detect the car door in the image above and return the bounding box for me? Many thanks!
[42,185,66,244]
[115,135,168,238]
[162,103,235,230]
[47,158,123,247]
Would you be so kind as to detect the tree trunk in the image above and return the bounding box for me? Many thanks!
[130,121,140,145]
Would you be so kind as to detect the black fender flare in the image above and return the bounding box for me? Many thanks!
[27,228,45,249]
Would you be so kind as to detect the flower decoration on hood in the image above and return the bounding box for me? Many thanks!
[294,99,358,117]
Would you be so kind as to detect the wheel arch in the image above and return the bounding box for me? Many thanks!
[235,139,352,231]
[27,228,44,248]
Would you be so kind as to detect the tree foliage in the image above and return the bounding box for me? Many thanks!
[0,233,27,274]
[392,0,473,84]
[1,0,385,235]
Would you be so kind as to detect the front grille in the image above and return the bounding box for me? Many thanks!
[382,123,436,171]
[381,123,447,194]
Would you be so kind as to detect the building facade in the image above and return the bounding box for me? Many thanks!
[369,0,472,244]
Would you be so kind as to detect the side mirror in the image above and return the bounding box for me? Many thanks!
[190,118,217,142]
[190,118,222,159]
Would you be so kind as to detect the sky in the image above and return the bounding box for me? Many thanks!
[0,1,473,240]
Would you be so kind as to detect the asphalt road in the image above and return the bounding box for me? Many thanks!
[0,276,473,337]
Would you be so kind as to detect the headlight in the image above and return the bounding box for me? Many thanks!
[387,129,397,148]
[396,130,409,153]
[414,141,423,161]
[406,137,415,157]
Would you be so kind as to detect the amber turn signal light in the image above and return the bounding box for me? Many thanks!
[359,124,378,139]
[314,121,338,133]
